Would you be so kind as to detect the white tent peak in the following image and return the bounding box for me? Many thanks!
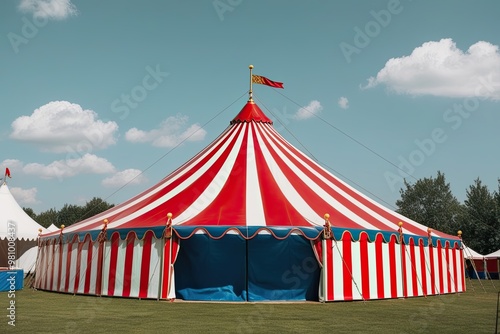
[0,182,47,240]
[47,223,59,232]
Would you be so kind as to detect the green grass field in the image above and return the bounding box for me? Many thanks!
[1,279,498,333]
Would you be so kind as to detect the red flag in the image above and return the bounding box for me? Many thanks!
[5,168,11,178]
[252,74,284,89]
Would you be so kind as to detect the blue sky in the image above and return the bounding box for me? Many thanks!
[1,0,499,215]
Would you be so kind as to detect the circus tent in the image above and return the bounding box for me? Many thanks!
[1,181,48,273]
[462,245,486,279]
[35,72,464,301]
[484,249,500,279]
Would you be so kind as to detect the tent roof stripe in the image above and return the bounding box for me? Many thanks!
[41,99,459,243]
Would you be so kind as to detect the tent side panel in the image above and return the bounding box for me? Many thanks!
[33,242,46,289]
[51,243,60,291]
[367,236,379,300]
[146,235,162,299]
[87,240,100,295]
[46,242,54,290]
[342,234,353,301]
[128,237,143,298]
[458,248,465,292]
[77,239,88,294]
[65,241,78,293]
[160,235,180,299]
[122,234,136,297]
[72,240,83,294]
[419,241,428,296]
[58,242,67,292]
[486,258,499,279]
[332,240,345,300]
[350,235,363,300]
[101,239,112,296]
[103,234,119,296]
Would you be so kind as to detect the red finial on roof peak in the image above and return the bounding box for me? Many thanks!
[230,101,273,124]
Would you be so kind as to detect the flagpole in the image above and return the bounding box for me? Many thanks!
[249,64,253,102]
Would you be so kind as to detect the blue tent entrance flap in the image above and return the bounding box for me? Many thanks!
[174,233,247,301]
[247,234,320,301]
[174,232,320,301]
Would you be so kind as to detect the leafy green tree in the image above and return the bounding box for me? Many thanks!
[57,204,83,227]
[491,179,500,252]
[396,171,462,236]
[79,197,114,221]
[459,178,498,254]
[23,207,37,220]
[496,178,500,223]
[35,208,58,228]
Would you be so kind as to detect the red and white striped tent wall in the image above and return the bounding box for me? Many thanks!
[35,97,464,302]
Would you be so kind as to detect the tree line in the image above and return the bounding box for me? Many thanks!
[23,171,500,255]
[24,197,114,230]
[396,171,500,255]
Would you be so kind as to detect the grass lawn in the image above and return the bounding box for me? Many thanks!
[1,279,498,333]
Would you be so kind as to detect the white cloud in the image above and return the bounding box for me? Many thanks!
[10,101,118,153]
[338,97,349,109]
[23,153,115,180]
[362,39,500,100]
[11,187,39,205]
[18,0,77,20]
[125,114,207,148]
[102,169,148,188]
[293,100,323,120]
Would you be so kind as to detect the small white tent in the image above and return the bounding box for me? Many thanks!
[484,249,500,279]
[462,245,487,279]
[463,246,485,260]
[46,224,59,232]
[485,249,500,258]
[0,182,47,274]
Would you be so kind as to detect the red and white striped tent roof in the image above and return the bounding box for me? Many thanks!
[44,100,458,242]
